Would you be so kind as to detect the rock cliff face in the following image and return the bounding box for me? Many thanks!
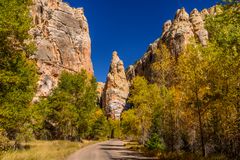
[126,6,219,82]
[30,0,93,101]
[126,39,159,83]
[102,52,129,119]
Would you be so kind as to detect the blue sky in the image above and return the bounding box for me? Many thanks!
[64,0,219,82]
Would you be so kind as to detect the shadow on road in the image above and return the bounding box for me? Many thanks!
[101,144,125,147]
[100,143,158,160]
[101,147,127,151]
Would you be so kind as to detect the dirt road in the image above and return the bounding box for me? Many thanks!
[67,139,158,160]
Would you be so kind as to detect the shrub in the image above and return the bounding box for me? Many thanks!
[145,133,165,152]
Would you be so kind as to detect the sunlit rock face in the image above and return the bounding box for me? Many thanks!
[30,0,93,102]
[190,8,208,46]
[102,51,129,120]
[162,8,195,57]
[126,6,221,82]
[161,7,209,57]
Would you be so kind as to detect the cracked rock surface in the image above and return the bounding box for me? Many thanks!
[30,0,93,101]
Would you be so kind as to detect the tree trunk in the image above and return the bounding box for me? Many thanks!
[141,119,146,145]
[195,90,205,157]
[111,129,114,139]
[197,104,205,157]
[170,107,174,152]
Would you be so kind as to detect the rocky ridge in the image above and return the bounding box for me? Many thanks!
[102,51,129,119]
[126,6,220,82]
[30,0,93,101]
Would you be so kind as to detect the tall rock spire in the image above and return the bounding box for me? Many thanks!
[102,51,129,120]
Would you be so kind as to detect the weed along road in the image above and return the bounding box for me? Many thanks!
[67,139,158,160]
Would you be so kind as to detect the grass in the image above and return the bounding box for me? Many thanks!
[124,141,143,151]
[0,140,96,160]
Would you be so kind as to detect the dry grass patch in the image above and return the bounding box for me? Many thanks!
[124,141,143,152]
[0,140,95,160]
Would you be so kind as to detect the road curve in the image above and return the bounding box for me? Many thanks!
[67,139,158,160]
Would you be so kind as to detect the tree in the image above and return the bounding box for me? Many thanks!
[205,5,240,157]
[150,43,179,152]
[121,108,140,139]
[151,43,176,87]
[177,38,239,157]
[222,0,240,5]
[35,71,99,140]
[0,0,34,54]
[122,76,161,144]
[177,43,214,156]
[89,108,109,140]
[0,0,38,142]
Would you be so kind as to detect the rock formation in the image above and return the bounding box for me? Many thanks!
[30,0,93,102]
[161,8,195,57]
[126,39,159,83]
[126,6,220,82]
[102,51,129,120]
[97,82,105,104]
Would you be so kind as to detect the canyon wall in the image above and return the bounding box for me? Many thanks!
[126,6,220,82]
[30,0,93,101]
[102,6,220,118]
